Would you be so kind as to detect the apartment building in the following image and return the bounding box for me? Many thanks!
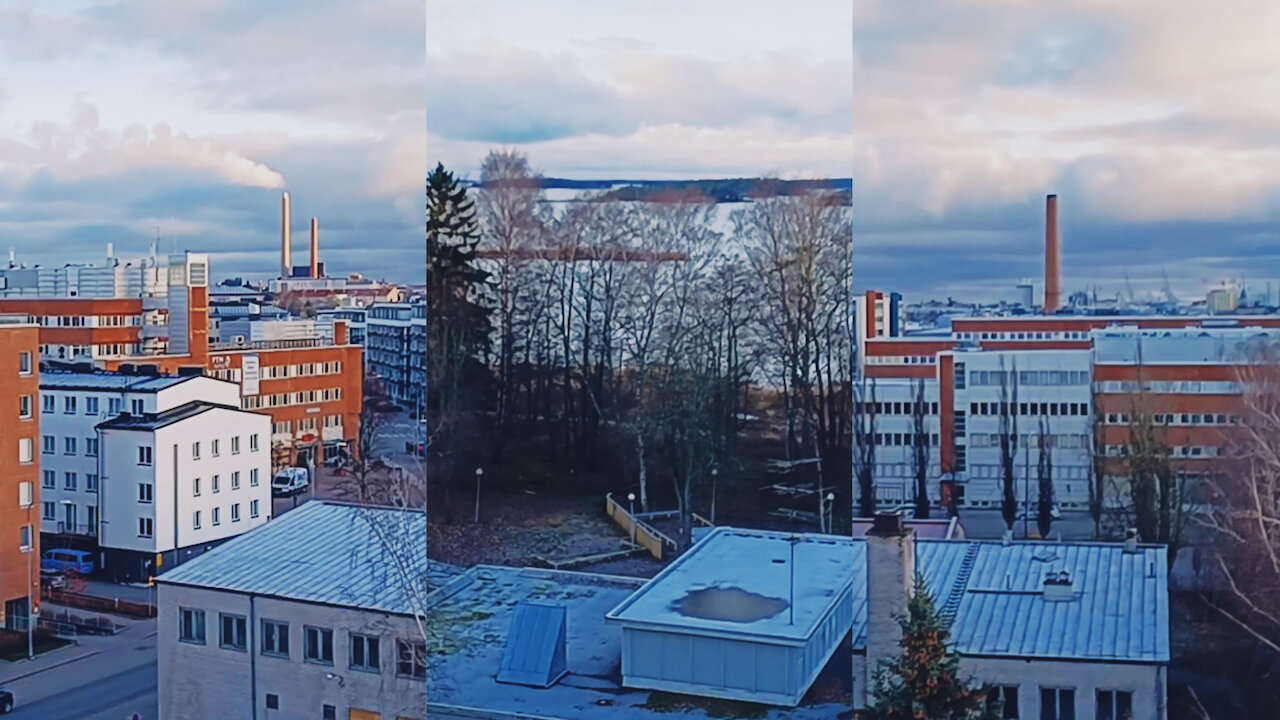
[365,301,424,411]
[1,250,362,467]
[317,306,367,346]
[0,318,40,631]
[97,399,272,582]
[858,308,1277,512]
[157,501,425,720]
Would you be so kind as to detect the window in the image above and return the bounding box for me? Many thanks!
[42,435,55,454]
[19,395,32,419]
[231,436,241,454]
[266,694,279,711]
[262,620,289,657]
[988,686,1019,720]
[130,398,144,415]
[192,442,200,460]
[18,481,32,508]
[64,437,76,455]
[19,524,32,551]
[85,396,98,415]
[193,477,201,496]
[18,437,32,464]
[64,472,77,490]
[397,640,426,679]
[1040,687,1075,720]
[249,433,259,451]
[250,469,259,487]
[231,503,241,522]
[138,483,153,504]
[1096,690,1132,720]
[193,511,202,530]
[211,439,220,457]
[323,705,336,720]
[350,633,381,672]
[18,351,31,374]
[108,397,122,414]
[212,507,220,526]
[86,437,98,456]
[231,471,240,490]
[42,395,55,413]
[212,475,220,493]
[220,613,247,651]
[138,446,153,466]
[138,517,153,538]
[954,361,966,389]
[42,470,54,488]
[250,499,260,519]
[64,396,76,414]
[180,608,206,644]
[305,626,334,664]
[42,501,55,520]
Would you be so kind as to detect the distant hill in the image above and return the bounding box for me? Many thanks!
[464,177,852,205]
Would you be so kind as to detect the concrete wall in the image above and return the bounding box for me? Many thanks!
[159,583,424,720]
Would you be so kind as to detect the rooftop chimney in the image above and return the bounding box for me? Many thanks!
[1124,527,1139,553]
[865,512,915,705]
[281,192,292,279]
[1042,569,1075,602]
[310,217,320,279]
[1044,194,1061,314]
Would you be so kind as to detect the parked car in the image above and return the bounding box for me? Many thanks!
[40,548,94,575]
[40,568,66,592]
[271,467,311,497]
[0,686,14,713]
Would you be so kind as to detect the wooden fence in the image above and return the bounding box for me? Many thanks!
[45,590,156,619]
[605,494,678,560]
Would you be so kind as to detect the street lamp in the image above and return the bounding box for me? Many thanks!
[824,492,835,534]
[709,468,719,525]
[627,493,636,546]
[473,468,483,524]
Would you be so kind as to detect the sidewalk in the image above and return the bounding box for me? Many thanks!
[0,612,153,685]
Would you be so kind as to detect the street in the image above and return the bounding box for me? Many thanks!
[954,509,1096,540]
[8,662,156,720]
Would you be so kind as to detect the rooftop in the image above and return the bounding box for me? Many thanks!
[96,401,251,430]
[40,370,206,392]
[158,501,427,617]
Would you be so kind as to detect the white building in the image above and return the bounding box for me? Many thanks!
[157,501,426,720]
[97,399,272,581]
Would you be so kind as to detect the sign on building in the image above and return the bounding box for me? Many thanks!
[242,354,260,397]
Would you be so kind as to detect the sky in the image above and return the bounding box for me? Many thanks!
[429,0,1280,303]
[0,0,423,284]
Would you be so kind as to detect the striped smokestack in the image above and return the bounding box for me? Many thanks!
[281,192,292,278]
[310,217,320,279]
[1044,194,1061,314]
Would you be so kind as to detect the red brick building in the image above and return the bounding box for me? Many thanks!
[0,318,40,630]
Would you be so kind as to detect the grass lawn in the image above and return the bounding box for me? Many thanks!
[0,629,73,662]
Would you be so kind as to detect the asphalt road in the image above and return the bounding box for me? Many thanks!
[8,661,156,720]
[952,509,1096,540]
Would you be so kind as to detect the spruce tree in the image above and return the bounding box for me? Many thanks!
[866,575,996,720]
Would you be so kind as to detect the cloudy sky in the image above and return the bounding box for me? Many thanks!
[0,0,423,284]
[430,0,1280,304]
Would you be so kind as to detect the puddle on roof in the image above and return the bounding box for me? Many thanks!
[671,586,788,623]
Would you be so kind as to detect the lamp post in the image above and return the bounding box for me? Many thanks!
[26,498,34,660]
[709,468,718,525]
[787,534,799,625]
[627,493,636,546]
[824,492,835,534]
[473,468,483,524]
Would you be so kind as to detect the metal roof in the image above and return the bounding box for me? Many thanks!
[915,540,1170,662]
[40,370,201,392]
[497,602,569,688]
[96,401,257,430]
[157,501,427,617]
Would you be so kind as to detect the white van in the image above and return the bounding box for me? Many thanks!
[271,467,310,497]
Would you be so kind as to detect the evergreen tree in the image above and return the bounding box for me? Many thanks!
[866,575,996,720]
[426,162,492,522]
[1036,416,1054,539]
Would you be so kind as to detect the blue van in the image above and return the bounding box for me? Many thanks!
[41,549,94,575]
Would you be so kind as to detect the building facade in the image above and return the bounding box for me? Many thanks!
[0,318,40,631]
[365,302,424,411]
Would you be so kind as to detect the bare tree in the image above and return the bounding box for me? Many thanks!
[998,359,1019,532]
[1036,416,1054,539]
[854,378,878,518]
[911,379,931,519]
[1087,391,1107,539]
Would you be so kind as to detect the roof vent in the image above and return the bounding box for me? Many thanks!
[1043,570,1074,602]
[870,512,904,535]
[497,602,568,688]
[1124,528,1139,553]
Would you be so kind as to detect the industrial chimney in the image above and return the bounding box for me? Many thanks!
[281,192,292,278]
[310,217,320,279]
[1044,194,1061,314]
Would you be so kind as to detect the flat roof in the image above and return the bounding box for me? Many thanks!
[607,528,859,643]
[40,370,207,392]
[426,565,845,720]
[158,501,427,617]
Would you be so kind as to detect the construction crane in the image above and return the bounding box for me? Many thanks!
[1123,270,1136,304]
[1160,267,1177,305]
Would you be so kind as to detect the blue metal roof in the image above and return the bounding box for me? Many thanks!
[40,370,200,392]
[913,540,1170,663]
[497,602,569,688]
[157,501,427,617]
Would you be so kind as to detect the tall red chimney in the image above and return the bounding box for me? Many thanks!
[1044,194,1060,314]
[310,217,320,279]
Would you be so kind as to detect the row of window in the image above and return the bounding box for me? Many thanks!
[42,470,99,491]
[41,436,100,456]
[44,394,146,416]
[1104,444,1223,458]
[25,314,141,327]
[1096,380,1243,394]
[137,436,260,466]
[177,609,425,679]
[986,684,1131,720]
[959,329,1091,341]
[968,370,1091,387]
[271,416,341,435]
[191,500,260,530]
[1102,412,1240,426]
[968,433,1092,450]
[965,464,1091,480]
[873,433,940,447]
[864,355,937,365]
[193,469,260,496]
[855,401,940,416]
[967,401,1090,417]
[241,387,344,410]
